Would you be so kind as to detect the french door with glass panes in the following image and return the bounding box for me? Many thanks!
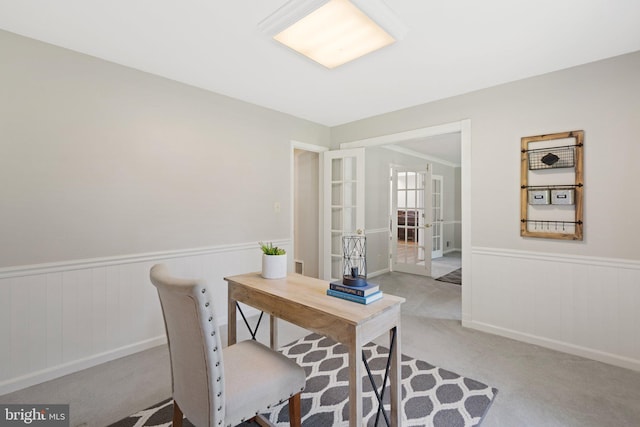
[322,148,365,281]
[390,166,432,276]
[432,175,444,259]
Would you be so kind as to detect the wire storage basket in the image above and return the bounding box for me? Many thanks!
[528,145,575,170]
[342,235,366,286]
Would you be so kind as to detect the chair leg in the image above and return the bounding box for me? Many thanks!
[288,393,301,427]
[172,400,183,427]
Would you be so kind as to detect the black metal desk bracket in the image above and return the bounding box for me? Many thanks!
[235,302,264,341]
[362,327,396,427]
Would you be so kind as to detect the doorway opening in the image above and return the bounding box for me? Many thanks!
[385,134,462,279]
[337,119,471,323]
[292,142,326,279]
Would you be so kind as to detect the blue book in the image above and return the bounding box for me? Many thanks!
[326,289,383,305]
[330,281,379,297]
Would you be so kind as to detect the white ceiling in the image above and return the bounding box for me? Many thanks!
[1,0,639,127]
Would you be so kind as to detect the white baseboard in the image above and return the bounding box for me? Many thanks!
[464,320,640,372]
[367,268,390,278]
[0,336,167,396]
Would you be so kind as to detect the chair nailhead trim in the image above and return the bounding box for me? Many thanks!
[217,406,222,411]
[208,316,213,322]
[201,288,206,293]
[211,331,215,336]
[213,346,218,352]
[205,302,210,307]
[215,361,220,366]
[217,392,221,397]
[217,376,221,382]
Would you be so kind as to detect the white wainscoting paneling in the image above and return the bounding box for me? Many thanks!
[469,247,640,371]
[0,240,290,395]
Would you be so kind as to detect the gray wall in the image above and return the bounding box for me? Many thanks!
[2,28,640,373]
[0,30,330,268]
[332,50,640,370]
[432,162,460,252]
[333,51,640,260]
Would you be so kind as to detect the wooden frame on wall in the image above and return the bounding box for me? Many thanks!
[520,130,584,240]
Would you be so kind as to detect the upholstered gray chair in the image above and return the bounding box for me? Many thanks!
[150,264,305,427]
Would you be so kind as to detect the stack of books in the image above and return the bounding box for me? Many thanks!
[326,280,383,305]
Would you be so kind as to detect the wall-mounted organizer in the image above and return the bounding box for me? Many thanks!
[520,130,584,240]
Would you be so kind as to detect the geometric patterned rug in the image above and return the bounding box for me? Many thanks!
[435,268,462,285]
[109,333,497,427]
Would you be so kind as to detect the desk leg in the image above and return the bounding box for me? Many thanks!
[348,332,363,427]
[227,294,237,346]
[390,324,402,427]
[270,315,278,350]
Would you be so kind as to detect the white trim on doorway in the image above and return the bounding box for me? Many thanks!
[382,145,459,168]
[290,140,330,153]
[339,121,464,149]
[338,119,472,324]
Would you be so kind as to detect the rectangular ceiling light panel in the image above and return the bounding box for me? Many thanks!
[273,0,396,69]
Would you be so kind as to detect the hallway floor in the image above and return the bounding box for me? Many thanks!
[431,250,462,278]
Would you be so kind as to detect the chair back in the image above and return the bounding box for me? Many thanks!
[150,264,225,427]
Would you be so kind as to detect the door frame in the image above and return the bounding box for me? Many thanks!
[339,119,472,325]
[290,140,328,278]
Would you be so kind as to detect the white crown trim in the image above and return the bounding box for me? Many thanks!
[258,0,408,40]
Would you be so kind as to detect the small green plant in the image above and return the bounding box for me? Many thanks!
[259,241,286,255]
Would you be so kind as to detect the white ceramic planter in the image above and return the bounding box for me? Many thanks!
[261,254,287,279]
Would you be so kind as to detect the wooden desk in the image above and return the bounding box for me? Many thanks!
[225,272,405,427]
